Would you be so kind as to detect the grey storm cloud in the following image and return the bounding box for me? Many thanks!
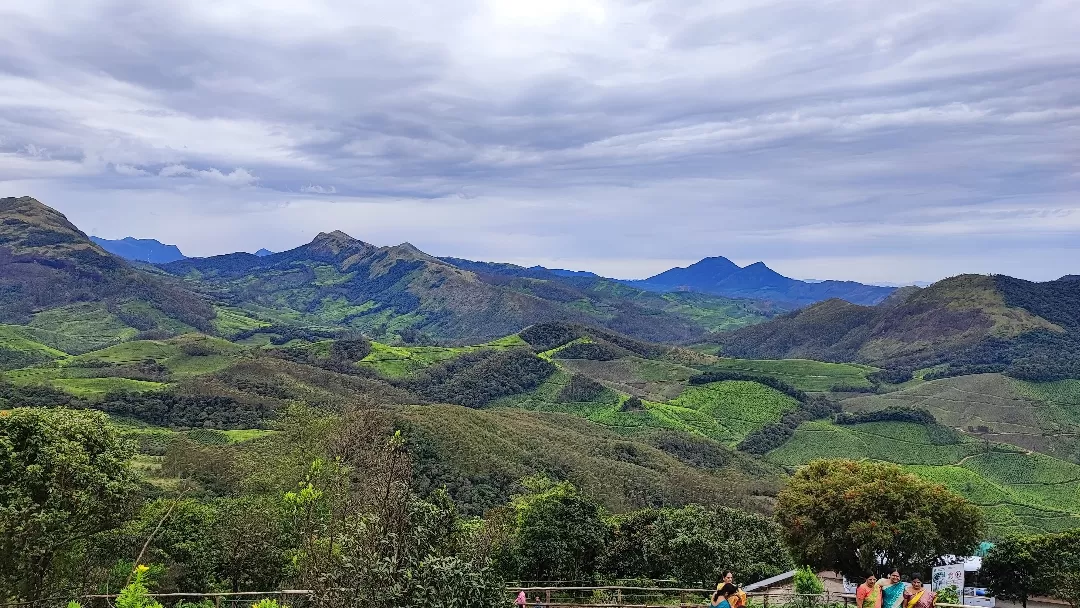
[0,0,1078,283]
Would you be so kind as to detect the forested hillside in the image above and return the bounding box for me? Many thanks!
[0,197,217,365]
[162,231,772,344]
[707,273,1080,381]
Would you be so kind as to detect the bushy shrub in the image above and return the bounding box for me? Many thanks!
[690,371,807,401]
[834,406,936,426]
[116,565,164,608]
[558,374,606,402]
[936,587,960,605]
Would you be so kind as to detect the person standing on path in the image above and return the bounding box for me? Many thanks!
[857,574,881,608]
[903,577,936,608]
[515,590,527,608]
[712,583,739,608]
[878,570,907,608]
[720,571,748,608]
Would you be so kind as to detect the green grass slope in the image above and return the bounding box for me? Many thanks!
[497,373,799,448]
[398,404,783,515]
[766,420,1080,536]
[0,325,69,370]
[843,374,1080,463]
[699,358,877,392]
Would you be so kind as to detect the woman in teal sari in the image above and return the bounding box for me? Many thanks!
[877,570,906,608]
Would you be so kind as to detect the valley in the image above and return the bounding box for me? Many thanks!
[3,195,1080,547]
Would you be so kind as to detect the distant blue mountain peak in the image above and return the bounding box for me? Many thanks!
[90,236,186,264]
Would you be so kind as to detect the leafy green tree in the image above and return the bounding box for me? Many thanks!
[775,459,984,577]
[1038,530,1080,608]
[493,477,609,582]
[0,408,140,601]
[216,496,293,592]
[285,412,504,608]
[985,530,1080,608]
[982,537,1042,608]
[603,505,792,585]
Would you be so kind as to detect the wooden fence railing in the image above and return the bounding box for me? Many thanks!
[66,589,983,608]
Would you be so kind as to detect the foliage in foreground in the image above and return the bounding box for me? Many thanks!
[775,459,984,578]
[604,504,793,585]
[0,408,140,601]
[981,530,1080,608]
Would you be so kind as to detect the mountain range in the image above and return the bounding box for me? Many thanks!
[3,194,1080,538]
[99,244,897,310]
[91,237,278,262]
[90,236,187,264]
[621,256,896,306]
[160,231,771,344]
[0,198,771,349]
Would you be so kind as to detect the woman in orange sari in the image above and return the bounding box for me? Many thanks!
[856,574,881,608]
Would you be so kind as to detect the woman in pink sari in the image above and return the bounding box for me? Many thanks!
[903,577,937,608]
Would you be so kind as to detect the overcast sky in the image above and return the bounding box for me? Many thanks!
[1,0,1078,284]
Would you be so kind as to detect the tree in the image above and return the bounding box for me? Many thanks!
[984,530,1080,608]
[1038,530,1080,608]
[0,408,140,601]
[603,504,793,585]
[775,459,984,577]
[285,408,504,608]
[981,537,1041,608]
[492,477,609,582]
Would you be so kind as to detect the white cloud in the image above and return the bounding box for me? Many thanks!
[112,163,148,176]
[300,184,336,194]
[158,164,258,186]
[0,0,1077,282]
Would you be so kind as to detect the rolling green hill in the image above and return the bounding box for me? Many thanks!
[398,404,784,515]
[3,313,1079,533]
[708,273,1080,381]
[765,419,1080,537]
[842,373,1080,463]
[0,325,68,370]
[3,195,1080,537]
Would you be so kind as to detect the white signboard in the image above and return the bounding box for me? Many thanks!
[842,577,859,594]
[932,564,965,592]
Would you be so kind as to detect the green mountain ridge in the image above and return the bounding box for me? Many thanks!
[160,228,769,344]
[0,197,216,358]
[706,273,1080,380]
